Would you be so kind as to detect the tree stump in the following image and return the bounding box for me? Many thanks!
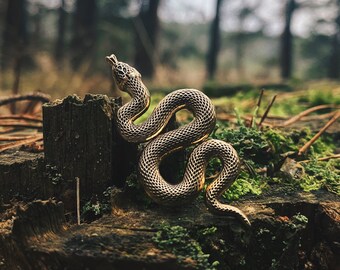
[42,94,138,203]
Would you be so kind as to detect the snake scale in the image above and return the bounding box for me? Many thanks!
[106,54,250,226]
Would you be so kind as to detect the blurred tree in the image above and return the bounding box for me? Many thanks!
[300,34,331,78]
[280,0,297,79]
[55,0,67,67]
[328,0,340,79]
[1,0,28,71]
[134,0,161,79]
[71,0,97,70]
[206,0,223,80]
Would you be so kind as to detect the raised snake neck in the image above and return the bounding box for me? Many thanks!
[106,54,250,226]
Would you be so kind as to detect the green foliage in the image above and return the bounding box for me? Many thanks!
[81,187,113,221]
[300,159,340,195]
[153,223,218,270]
[308,90,340,107]
[198,226,217,236]
[209,121,338,199]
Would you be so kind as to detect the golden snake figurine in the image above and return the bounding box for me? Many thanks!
[106,54,250,226]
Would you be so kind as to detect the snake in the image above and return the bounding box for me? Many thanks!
[106,54,250,226]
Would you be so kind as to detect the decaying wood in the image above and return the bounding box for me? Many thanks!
[0,150,48,201]
[0,190,339,270]
[42,94,138,206]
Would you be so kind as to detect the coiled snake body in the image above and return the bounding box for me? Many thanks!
[106,54,250,226]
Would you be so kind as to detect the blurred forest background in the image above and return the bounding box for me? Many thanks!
[0,0,339,98]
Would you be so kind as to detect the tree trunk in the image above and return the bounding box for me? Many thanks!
[134,0,161,79]
[235,32,245,80]
[280,0,296,80]
[328,0,340,79]
[1,0,28,71]
[206,0,223,80]
[55,0,66,67]
[71,0,97,70]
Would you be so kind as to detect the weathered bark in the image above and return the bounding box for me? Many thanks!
[134,0,161,79]
[0,151,47,202]
[42,94,138,209]
[206,0,223,80]
[280,0,296,79]
[0,191,338,270]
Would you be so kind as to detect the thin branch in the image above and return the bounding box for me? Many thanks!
[0,134,39,141]
[0,134,43,153]
[279,104,339,127]
[298,111,340,156]
[298,154,340,163]
[0,122,42,129]
[76,177,81,225]
[0,114,42,122]
[259,95,277,127]
[0,93,50,107]
[249,89,264,128]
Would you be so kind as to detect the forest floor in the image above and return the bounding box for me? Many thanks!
[0,82,339,269]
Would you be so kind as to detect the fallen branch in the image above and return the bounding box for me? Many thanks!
[0,122,42,129]
[0,93,50,107]
[0,134,39,141]
[298,154,340,163]
[0,114,42,122]
[0,133,43,152]
[298,111,340,156]
[278,104,339,127]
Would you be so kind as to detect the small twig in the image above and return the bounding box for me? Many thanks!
[0,93,51,107]
[298,111,340,156]
[298,154,340,163]
[0,122,42,129]
[249,89,264,127]
[0,134,43,152]
[0,114,42,122]
[279,104,339,127]
[259,95,277,127]
[0,134,39,141]
[76,177,81,225]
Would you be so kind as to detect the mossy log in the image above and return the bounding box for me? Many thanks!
[0,191,339,270]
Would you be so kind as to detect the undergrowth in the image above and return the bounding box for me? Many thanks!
[208,121,339,200]
[152,223,219,270]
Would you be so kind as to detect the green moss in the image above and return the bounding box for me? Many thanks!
[300,159,340,195]
[208,122,339,199]
[152,223,218,270]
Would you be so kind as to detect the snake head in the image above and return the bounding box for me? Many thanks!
[106,54,141,91]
